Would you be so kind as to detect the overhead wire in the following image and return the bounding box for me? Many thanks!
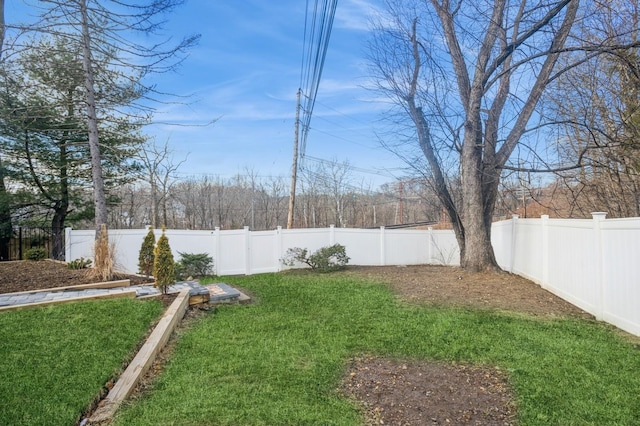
[297,0,339,166]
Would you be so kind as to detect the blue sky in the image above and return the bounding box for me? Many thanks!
[139,0,406,188]
[4,0,407,188]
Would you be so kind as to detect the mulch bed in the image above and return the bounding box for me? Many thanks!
[0,260,153,294]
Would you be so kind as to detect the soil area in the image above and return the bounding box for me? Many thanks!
[0,261,591,425]
[0,260,153,294]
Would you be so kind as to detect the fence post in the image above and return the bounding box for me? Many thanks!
[427,226,433,264]
[18,227,23,260]
[329,224,335,245]
[276,226,283,272]
[592,212,607,320]
[65,227,72,262]
[510,214,519,273]
[213,227,221,275]
[541,215,549,288]
[244,226,251,276]
[379,226,386,266]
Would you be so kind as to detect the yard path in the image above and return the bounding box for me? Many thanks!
[0,281,241,311]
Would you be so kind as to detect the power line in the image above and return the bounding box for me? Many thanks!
[289,0,339,228]
[303,155,400,178]
[298,0,339,161]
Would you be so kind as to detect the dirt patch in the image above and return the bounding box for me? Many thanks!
[342,356,516,425]
[1,261,591,425]
[341,264,591,318]
[0,260,153,294]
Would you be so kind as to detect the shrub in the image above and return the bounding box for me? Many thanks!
[24,247,47,261]
[282,244,349,273]
[67,257,92,270]
[138,227,156,278]
[175,252,214,280]
[153,228,175,294]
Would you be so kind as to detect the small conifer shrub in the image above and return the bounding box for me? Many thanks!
[175,252,214,280]
[138,227,156,278]
[153,227,175,294]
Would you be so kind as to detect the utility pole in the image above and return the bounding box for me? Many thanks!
[398,180,404,225]
[287,89,302,229]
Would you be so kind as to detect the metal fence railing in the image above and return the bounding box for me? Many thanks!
[0,226,66,261]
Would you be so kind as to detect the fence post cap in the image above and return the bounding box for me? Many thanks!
[591,212,607,220]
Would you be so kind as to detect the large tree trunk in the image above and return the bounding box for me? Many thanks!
[51,135,70,261]
[79,0,108,239]
[0,156,10,261]
[460,158,499,271]
[51,206,67,261]
[0,0,11,260]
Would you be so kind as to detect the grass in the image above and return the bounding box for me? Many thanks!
[0,298,163,426]
[113,272,640,425]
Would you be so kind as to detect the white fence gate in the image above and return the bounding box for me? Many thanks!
[66,214,640,337]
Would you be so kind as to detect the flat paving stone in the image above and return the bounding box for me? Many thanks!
[205,283,242,303]
[0,280,248,308]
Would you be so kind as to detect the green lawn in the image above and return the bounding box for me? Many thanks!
[0,298,163,426]
[113,273,640,425]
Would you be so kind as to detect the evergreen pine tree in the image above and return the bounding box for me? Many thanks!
[138,227,156,278]
[153,227,175,294]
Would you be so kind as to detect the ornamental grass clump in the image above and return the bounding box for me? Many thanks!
[92,224,114,282]
[138,226,156,278]
[153,227,175,294]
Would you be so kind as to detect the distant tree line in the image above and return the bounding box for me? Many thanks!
[106,162,448,231]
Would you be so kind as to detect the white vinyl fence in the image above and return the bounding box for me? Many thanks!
[66,214,640,337]
[491,213,640,338]
[65,225,459,276]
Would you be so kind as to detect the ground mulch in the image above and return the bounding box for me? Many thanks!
[0,260,153,294]
[0,261,593,425]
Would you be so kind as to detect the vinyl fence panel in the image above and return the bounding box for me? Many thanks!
[599,218,640,336]
[66,215,640,337]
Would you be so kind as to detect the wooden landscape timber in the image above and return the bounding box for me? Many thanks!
[88,289,191,424]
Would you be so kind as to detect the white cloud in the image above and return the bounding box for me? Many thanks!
[334,0,383,31]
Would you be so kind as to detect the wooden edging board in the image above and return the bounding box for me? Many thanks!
[88,288,191,424]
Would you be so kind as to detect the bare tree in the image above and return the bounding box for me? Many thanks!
[367,0,640,271]
[299,160,351,227]
[547,0,640,217]
[139,140,187,228]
